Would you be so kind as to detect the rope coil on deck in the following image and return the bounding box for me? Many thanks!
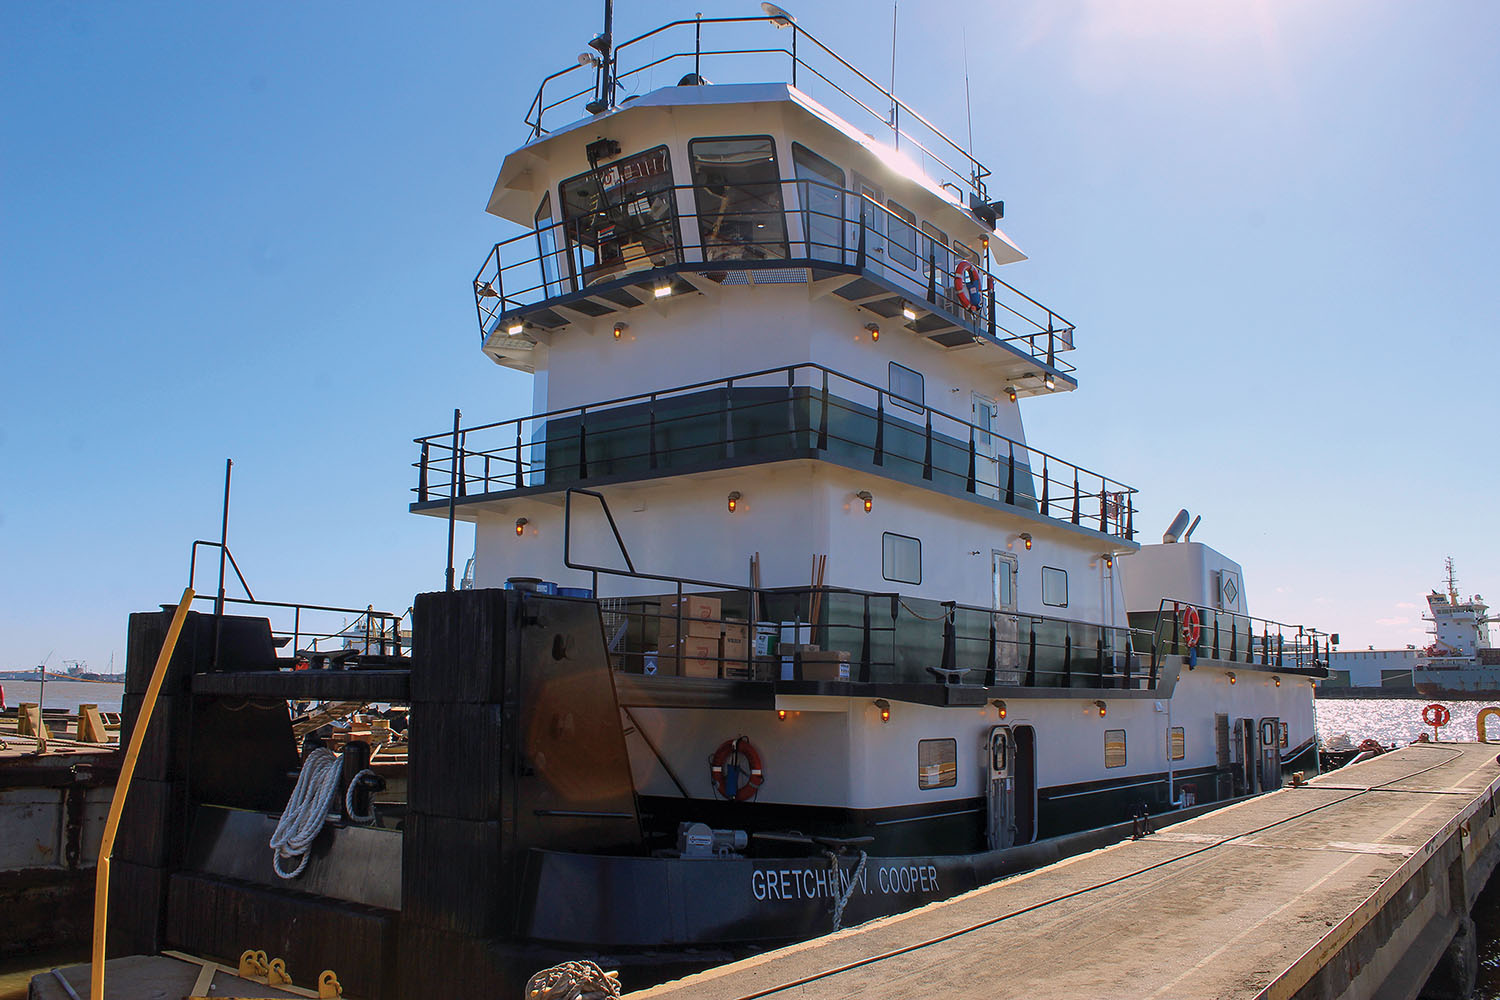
[524,960,621,1000]
[269,748,345,878]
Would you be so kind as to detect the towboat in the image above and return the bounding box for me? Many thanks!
[109,7,1330,997]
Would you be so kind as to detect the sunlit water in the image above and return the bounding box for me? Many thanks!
[1316,696,1500,747]
[1316,695,1500,996]
[1,679,124,714]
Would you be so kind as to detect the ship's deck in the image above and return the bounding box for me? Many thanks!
[629,743,1500,1000]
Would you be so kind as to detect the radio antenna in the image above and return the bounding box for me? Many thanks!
[962,33,974,161]
[888,1,898,134]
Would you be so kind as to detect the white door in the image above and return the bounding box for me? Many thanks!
[850,174,885,266]
[972,393,1001,500]
[992,551,1020,683]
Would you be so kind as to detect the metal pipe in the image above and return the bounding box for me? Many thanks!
[445,408,461,592]
[213,459,232,668]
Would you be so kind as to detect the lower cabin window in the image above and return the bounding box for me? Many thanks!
[883,532,922,585]
[1104,729,1127,768]
[918,738,957,789]
[1169,726,1185,761]
[1042,566,1069,607]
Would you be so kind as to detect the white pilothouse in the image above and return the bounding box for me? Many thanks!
[408,2,1327,932]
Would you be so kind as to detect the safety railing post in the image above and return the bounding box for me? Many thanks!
[578,407,589,480]
[874,390,885,466]
[1005,445,1015,505]
[418,443,429,502]
[1063,629,1072,687]
[966,428,977,494]
[922,410,933,480]
[649,393,659,469]
[1026,623,1037,687]
[818,370,829,450]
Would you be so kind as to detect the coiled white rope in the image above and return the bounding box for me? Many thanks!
[525,960,620,1000]
[270,748,345,879]
[344,768,380,825]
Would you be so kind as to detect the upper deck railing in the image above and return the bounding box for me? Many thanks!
[525,14,995,205]
[475,178,1075,372]
[412,362,1135,540]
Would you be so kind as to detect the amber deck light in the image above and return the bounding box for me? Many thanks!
[727,491,741,513]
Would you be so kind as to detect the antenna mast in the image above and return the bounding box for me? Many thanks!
[888,2,898,140]
[1446,556,1459,605]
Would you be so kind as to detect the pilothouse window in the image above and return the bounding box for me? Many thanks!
[792,143,843,259]
[559,145,677,286]
[689,136,789,262]
[535,194,560,297]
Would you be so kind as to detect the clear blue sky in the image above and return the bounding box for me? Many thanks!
[2,0,1496,671]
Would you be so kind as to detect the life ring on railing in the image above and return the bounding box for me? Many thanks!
[1422,703,1451,728]
[710,736,764,802]
[954,259,984,312]
[1478,707,1500,743]
[1180,606,1201,647]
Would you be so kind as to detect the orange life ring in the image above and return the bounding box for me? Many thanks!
[710,736,764,802]
[1422,703,1450,728]
[1180,605,1201,647]
[953,259,983,311]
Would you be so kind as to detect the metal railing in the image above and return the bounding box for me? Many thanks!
[1144,599,1329,673]
[525,15,994,203]
[412,363,1136,539]
[562,487,1156,691]
[187,540,408,660]
[475,179,1074,370]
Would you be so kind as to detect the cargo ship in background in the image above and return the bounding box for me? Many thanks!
[1319,558,1496,698]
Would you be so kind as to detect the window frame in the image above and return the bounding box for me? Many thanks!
[1042,566,1069,608]
[557,144,677,285]
[882,531,922,585]
[534,193,560,298]
[1104,729,1127,768]
[687,134,790,261]
[888,361,924,415]
[1168,726,1185,761]
[886,200,919,273]
[917,738,958,790]
[791,142,845,260]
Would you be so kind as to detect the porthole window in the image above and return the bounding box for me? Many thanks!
[883,532,922,585]
[1169,726,1185,761]
[918,739,957,789]
[1042,566,1068,607]
[1104,729,1127,768]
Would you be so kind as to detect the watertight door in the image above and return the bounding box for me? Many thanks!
[1259,717,1283,791]
[985,725,1017,851]
[972,394,1001,500]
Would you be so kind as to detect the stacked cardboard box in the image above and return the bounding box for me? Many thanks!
[658,595,721,678]
[721,618,749,678]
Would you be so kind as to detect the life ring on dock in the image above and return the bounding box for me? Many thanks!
[1422,703,1451,728]
[1180,606,1201,648]
[710,736,764,802]
[954,259,983,312]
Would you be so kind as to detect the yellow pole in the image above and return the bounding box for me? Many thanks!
[91,587,194,1000]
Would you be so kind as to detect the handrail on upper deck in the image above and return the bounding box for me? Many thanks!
[523,14,994,205]
[472,176,1075,371]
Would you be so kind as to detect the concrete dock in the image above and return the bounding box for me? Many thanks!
[631,743,1500,1000]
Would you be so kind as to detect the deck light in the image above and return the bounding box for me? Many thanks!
[1094,700,1107,717]
[875,699,891,723]
[900,300,917,321]
[1043,372,1055,391]
[1019,532,1032,551]
[856,490,873,513]
[515,517,528,537]
[613,321,628,339]
[864,322,880,342]
[1274,675,1281,687]
[761,3,796,27]
[727,491,741,513]
[1228,672,1237,685]
[476,281,499,298]
[777,709,788,721]
[1005,386,1017,403]
[992,699,1007,720]
[1103,554,1114,569]
[654,281,673,299]
[506,321,525,336]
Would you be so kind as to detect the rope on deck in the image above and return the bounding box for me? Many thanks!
[525,960,621,1000]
